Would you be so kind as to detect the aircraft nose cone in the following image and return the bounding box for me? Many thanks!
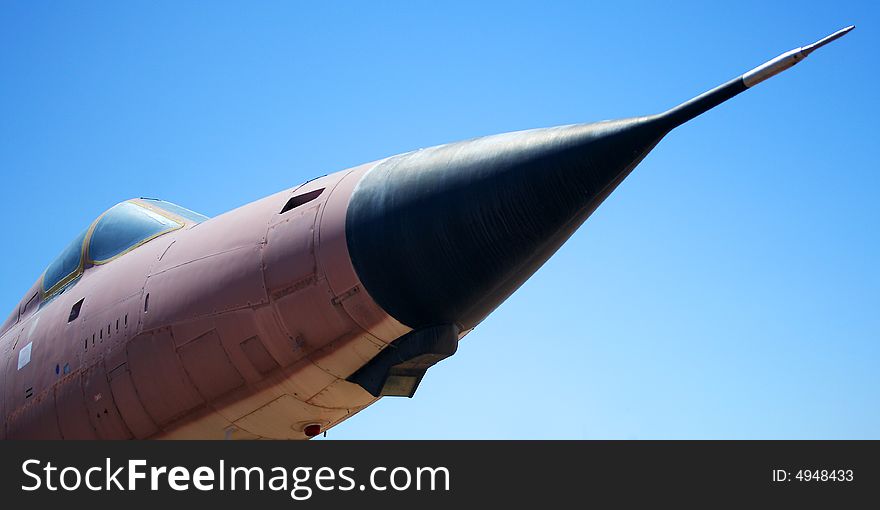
[345,116,670,331]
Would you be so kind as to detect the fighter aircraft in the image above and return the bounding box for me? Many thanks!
[0,27,854,439]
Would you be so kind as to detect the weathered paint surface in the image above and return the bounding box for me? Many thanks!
[0,164,411,439]
[0,27,852,439]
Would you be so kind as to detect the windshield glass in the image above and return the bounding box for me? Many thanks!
[40,199,197,297]
[140,198,210,223]
[88,202,181,263]
[43,228,88,294]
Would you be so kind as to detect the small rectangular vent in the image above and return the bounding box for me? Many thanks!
[24,387,34,399]
[280,188,324,214]
[68,298,84,322]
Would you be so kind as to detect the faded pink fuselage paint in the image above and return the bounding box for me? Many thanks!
[0,162,412,439]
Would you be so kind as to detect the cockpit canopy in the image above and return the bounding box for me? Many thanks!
[42,198,209,297]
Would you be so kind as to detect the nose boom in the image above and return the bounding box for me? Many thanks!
[344,26,854,332]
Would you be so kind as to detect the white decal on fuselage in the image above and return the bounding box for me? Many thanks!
[17,341,32,370]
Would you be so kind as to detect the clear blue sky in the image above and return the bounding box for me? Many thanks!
[1,1,877,439]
